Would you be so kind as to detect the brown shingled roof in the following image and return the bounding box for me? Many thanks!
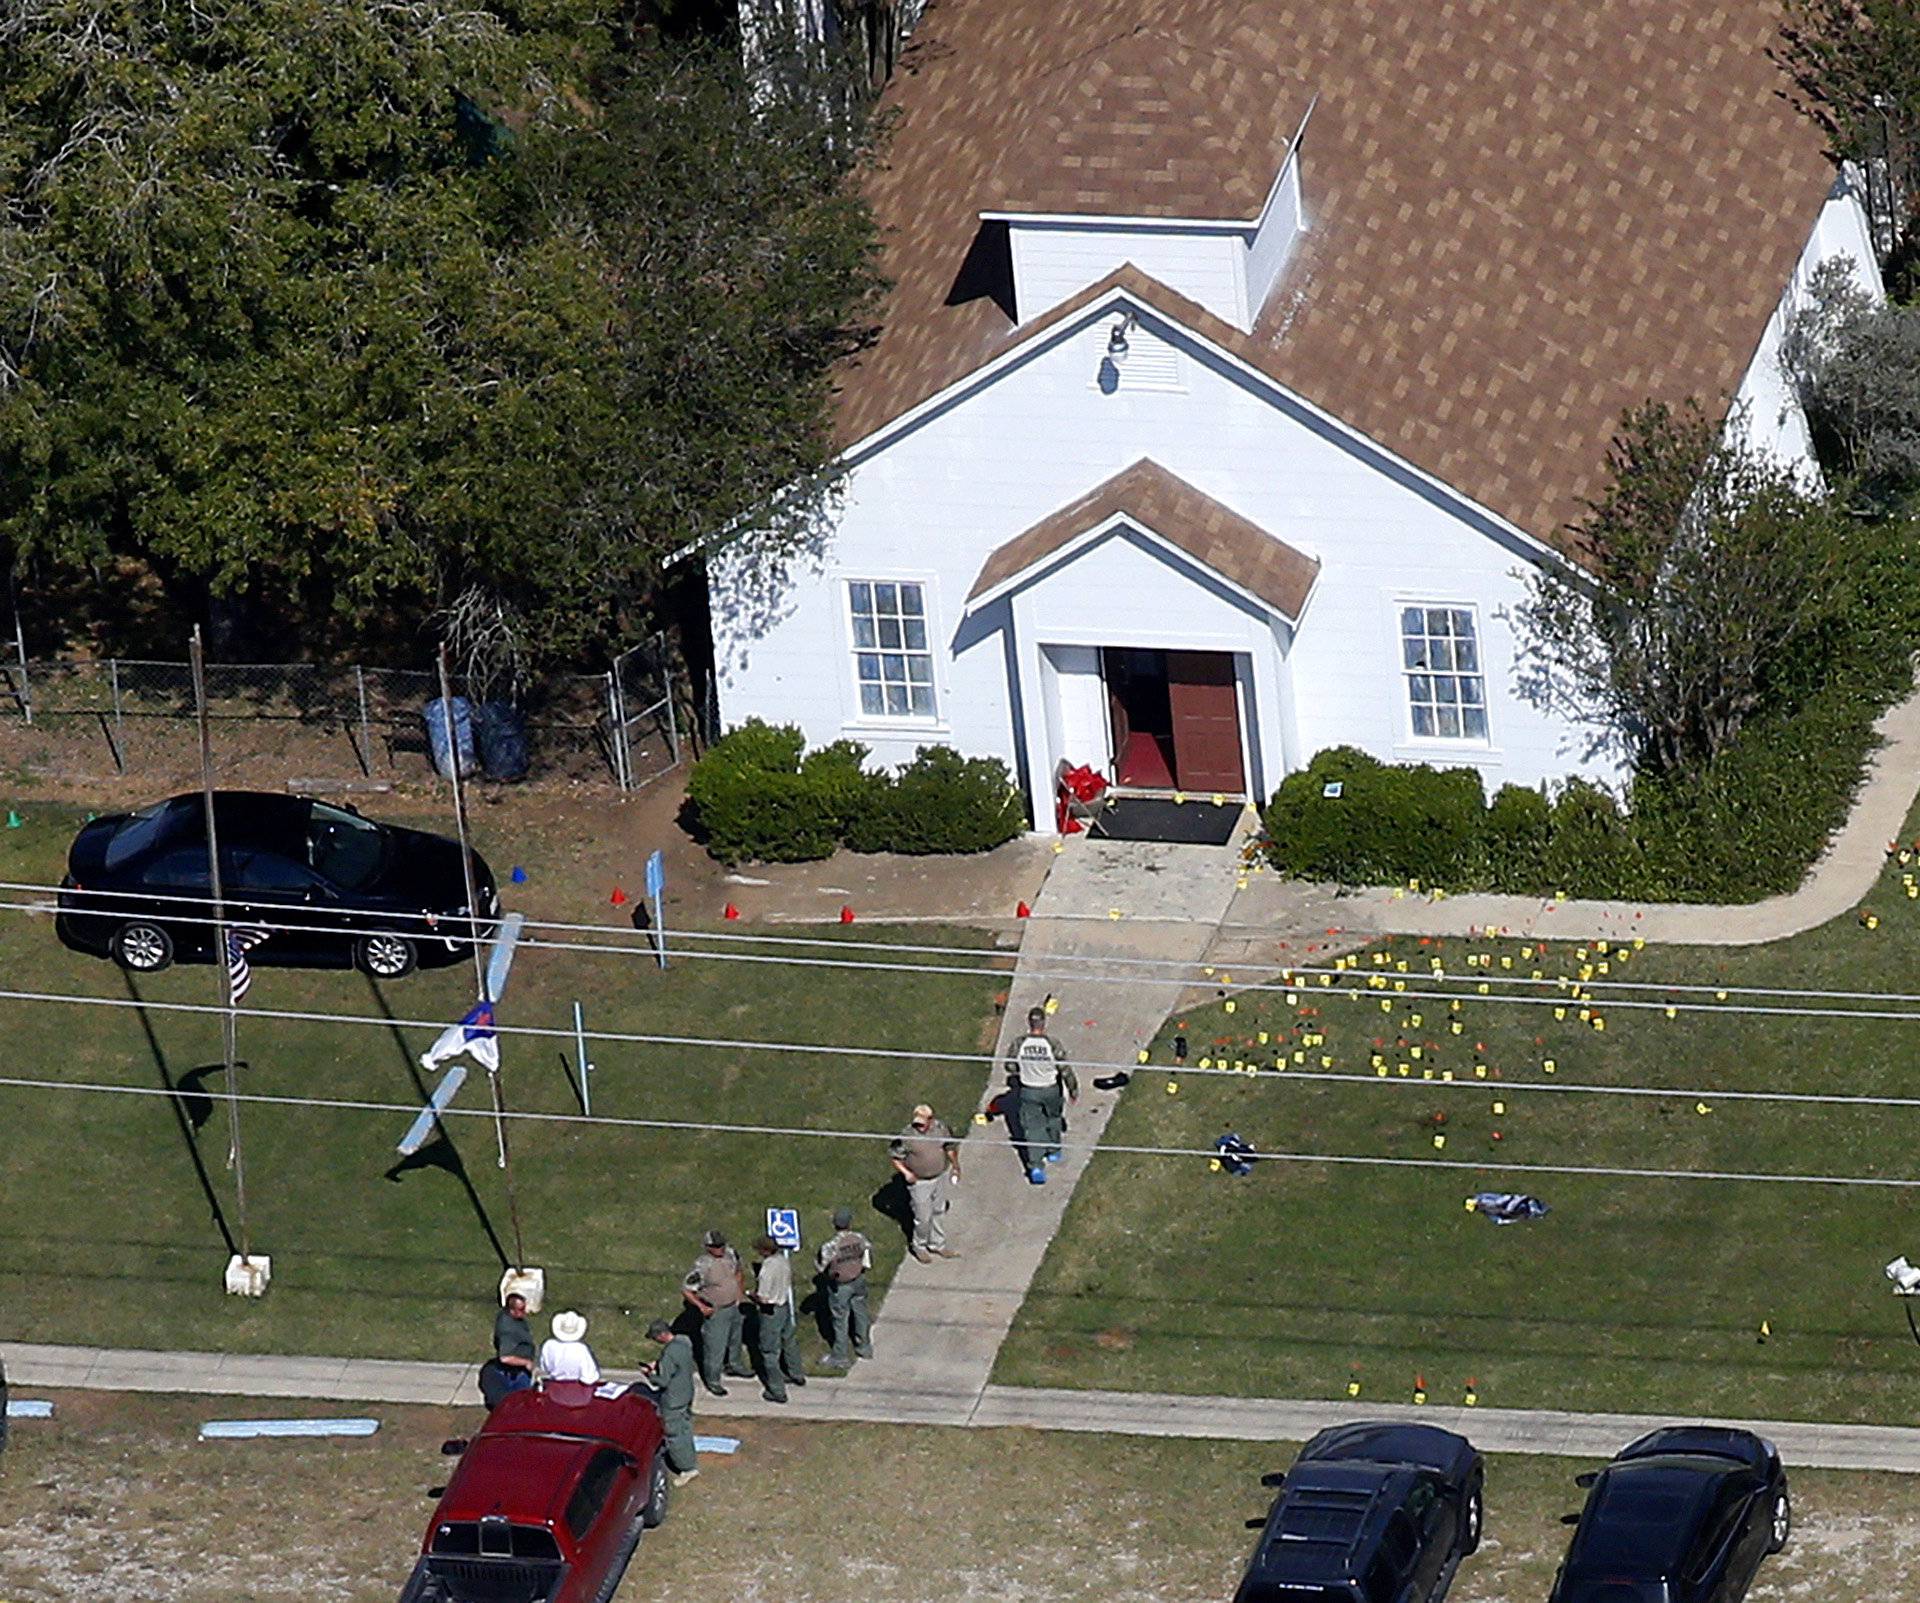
[841,0,1837,548]
[968,457,1320,619]
[988,28,1312,219]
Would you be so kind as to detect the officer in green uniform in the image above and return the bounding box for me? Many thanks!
[749,1234,809,1403]
[815,1206,874,1368]
[1006,1005,1077,1184]
[641,1318,700,1485]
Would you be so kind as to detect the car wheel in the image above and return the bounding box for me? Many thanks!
[1460,1472,1484,1556]
[112,921,174,973]
[1767,1486,1791,1554]
[641,1449,670,1528]
[590,1514,645,1603]
[355,933,417,980]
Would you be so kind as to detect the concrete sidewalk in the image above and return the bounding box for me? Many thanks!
[10,1341,1920,1473]
[817,829,1246,1419]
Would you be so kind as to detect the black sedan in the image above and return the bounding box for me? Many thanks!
[56,792,498,980]
[1548,1427,1790,1603]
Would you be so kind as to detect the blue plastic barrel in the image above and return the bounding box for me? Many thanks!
[422,696,477,779]
[475,701,531,782]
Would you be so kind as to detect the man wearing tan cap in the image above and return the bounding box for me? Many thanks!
[888,1102,961,1263]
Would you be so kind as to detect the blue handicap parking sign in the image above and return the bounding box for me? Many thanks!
[765,1207,801,1250]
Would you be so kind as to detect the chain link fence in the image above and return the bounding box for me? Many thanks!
[0,646,687,794]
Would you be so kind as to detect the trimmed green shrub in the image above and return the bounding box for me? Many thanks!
[688,725,1023,863]
[686,721,847,864]
[1485,784,1550,889]
[1263,747,1486,886]
[1541,780,1654,900]
[845,746,1024,856]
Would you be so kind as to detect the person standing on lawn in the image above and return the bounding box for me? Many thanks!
[640,1318,700,1485]
[749,1234,809,1403]
[815,1206,874,1369]
[889,1102,962,1263]
[1007,1005,1077,1184]
[682,1230,752,1395]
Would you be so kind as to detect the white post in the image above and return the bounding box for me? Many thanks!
[573,999,593,1117]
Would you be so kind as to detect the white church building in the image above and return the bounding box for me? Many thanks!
[707,0,1881,829]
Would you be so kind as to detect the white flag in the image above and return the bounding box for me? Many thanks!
[420,1000,500,1074]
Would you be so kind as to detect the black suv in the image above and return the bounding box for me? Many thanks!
[1548,1426,1790,1603]
[1233,1422,1484,1603]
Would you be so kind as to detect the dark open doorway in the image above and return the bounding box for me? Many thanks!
[1102,648,1245,795]
[1103,647,1175,788]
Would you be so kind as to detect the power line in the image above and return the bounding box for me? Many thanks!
[15,889,1920,1026]
[23,872,1920,1008]
[7,981,1920,1115]
[2,1071,1916,1190]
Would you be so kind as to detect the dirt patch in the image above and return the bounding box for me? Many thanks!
[2,1393,1905,1602]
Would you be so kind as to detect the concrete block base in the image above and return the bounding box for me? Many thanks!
[500,1265,546,1313]
[224,1255,272,1297]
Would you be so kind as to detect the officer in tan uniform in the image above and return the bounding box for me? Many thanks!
[888,1103,961,1263]
[815,1206,874,1368]
[681,1229,752,1395]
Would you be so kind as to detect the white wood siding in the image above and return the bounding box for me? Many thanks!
[710,293,1628,827]
[1008,220,1252,329]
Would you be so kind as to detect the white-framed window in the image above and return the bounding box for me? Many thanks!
[1399,604,1488,741]
[848,579,936,719]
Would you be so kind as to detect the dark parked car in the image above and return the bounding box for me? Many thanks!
[56,792,498,980]
[1548,1426,1791,1603]
[1233,1422,1484,1603]
[400,1382,670,1603]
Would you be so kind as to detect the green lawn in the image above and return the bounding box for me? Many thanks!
[997,805,1920,1424]
[0,804,1004,1366]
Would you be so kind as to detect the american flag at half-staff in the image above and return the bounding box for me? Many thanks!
[225,928,270,1003]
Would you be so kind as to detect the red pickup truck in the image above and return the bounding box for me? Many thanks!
[398,1381,671,1603]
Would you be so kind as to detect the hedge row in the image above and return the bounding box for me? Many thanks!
[686,721,1025,863]
[1262,674,1886,903]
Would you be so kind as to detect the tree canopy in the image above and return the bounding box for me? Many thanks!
[0,0,884,664]
[1513,402,1862,781]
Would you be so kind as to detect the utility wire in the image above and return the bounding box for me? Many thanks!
[7,982,1920,1114]
[12,890,1920,1025]
[2,1071,1917,1190]
[21,873,1920,1007]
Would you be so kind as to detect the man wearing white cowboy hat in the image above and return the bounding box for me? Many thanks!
[539,1310,601,1384]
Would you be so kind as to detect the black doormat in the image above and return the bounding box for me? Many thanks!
[1092,795,1242,845]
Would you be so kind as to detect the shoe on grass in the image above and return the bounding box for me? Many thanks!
[672,1469,700,1487]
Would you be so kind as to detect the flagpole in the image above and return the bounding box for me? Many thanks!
[438,644,525,1268]
[192,627,251,1263]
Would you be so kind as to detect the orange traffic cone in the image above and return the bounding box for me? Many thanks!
[723,902,741,920]
[1016,900,1032,918]
[839,905,856,924]
[609,885,628,907]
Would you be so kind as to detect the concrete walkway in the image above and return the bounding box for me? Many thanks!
[810,827,1246,1423]
[1229,687,1920,948]
[10,1341,1920,1473]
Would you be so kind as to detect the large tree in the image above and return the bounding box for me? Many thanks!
[0,1,883,666]
[1776,0,1920,283]
[1512,402,1861,781]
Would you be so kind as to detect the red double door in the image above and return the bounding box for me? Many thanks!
[1105,648,1245,794]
